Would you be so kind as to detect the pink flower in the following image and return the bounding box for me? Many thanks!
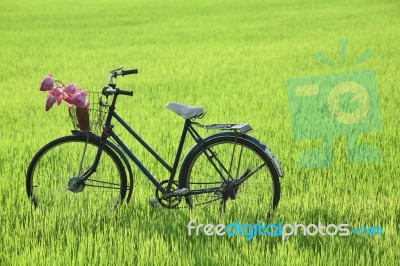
[73,91,88,108]
[64,83,77,95]
[45,94,56,111]
[52,88,64,97]
[39,74,90,111]
[82,100,89,108]
[40,75,55,91]
[63,94,76,105]
[52,88,64,105]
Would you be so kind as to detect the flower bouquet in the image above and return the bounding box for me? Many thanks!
[39,75,91,132]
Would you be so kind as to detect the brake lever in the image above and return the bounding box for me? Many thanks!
[110,66,123,73]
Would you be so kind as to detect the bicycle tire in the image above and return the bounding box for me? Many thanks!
[179,135,281,219]
[26,135,128,214]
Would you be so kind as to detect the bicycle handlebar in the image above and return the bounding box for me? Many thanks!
[118,89,134,96]
[121,69,138,76]
[105,67,138,97]
[111,68,138,78]
[108,66,138,86]
[102,87,133,96]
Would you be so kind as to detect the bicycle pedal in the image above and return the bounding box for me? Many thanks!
[149,197,161,208]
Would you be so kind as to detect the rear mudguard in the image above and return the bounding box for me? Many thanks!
[179,132,284,181]
[71,131,134,202]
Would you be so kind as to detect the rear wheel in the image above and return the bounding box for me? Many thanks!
[179,135,280,220]
[26,135,128,215]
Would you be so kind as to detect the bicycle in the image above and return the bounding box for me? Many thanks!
[26,67,284,218]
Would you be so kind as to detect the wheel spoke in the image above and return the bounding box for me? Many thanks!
[228,138,237,179]
[235,144,244,179]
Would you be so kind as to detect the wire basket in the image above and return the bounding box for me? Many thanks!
[68,92,109,134]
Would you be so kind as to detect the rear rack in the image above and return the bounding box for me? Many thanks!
[203,123,253,134]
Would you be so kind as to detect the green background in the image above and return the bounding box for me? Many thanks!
[0,0,399,265]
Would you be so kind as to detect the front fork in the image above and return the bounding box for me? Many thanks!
[70,131,108,189]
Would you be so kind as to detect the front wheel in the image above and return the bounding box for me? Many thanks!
[179,135,281,220]
[26,135,128,215]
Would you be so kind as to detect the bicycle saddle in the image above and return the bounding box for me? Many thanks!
[166,102,206,119]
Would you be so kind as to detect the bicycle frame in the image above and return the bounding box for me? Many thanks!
[76,92,229,196]
[107,115,199,194]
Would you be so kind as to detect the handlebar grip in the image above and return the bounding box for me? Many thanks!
[122,69,138,76]
[117,89,134,96]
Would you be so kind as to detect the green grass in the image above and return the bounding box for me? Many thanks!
[0,0,399,265]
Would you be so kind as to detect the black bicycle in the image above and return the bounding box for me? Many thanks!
[26,67,283,218]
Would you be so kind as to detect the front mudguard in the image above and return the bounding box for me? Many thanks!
[71,130,134,202]
[179,131,284,181]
